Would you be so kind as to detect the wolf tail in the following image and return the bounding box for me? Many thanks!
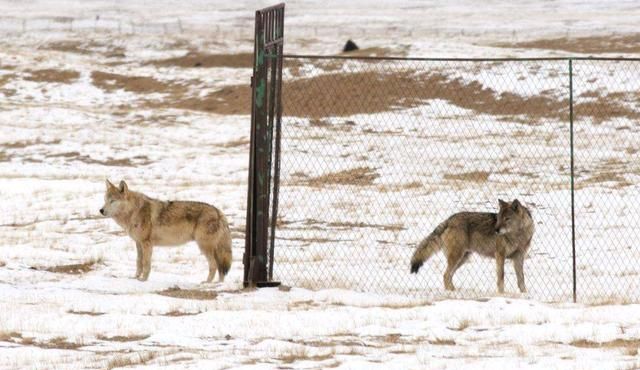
[215,236,232,279]
[215,216,233,280]
[410,220,448,274]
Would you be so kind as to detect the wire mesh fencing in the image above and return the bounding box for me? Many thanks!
[573,59,640,303]
[269,55,639,302]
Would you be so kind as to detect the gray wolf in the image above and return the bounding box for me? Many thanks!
[410,199,534,293]
[100,180,232,282]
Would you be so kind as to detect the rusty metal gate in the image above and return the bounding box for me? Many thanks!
[244,3,284,287]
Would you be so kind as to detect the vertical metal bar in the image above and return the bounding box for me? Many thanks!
[569,59,576,303]
[244,10,262,287]
[268,6,285,280]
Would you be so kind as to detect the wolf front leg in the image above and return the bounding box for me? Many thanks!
[135,242,143,279]
[139,241,153,281]
[494,249,506,294]
[512,249,527,293]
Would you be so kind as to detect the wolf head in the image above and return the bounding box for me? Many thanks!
[100,180,131,218]
[495,199,527,235]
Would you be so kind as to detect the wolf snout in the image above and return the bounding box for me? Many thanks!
[100,208,105,215]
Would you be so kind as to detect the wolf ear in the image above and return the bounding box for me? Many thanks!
[512,199,521,211]
[106,179,116,190]
[119,180,128,194]
[498,199,508,208]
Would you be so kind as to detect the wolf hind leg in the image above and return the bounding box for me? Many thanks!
[441,230,468,291]
[196,240,217,283]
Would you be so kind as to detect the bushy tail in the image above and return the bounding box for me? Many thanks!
[215,216,233,280]
[410,221,448,273]
[215,237,232,278]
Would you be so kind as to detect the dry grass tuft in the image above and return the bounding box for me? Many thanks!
[106,351,159,370]
[38,257,102,275]
[444,171,491,183]
[97,334,150,342]
[569,338,640,349]
[304,166,379,187]
[46,151,151,167]
[67,309,105,316]
[157,286,218,300]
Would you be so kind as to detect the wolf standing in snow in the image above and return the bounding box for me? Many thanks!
[410,199,534,293]
[100,180,232,282]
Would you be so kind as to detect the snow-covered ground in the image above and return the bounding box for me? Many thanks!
[1,1,640,369]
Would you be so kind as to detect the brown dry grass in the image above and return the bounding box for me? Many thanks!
[97,334,150,342]
[85,65,639,122]
[67,309,105,316]
[444,171,491,183]
[24,69,80,83]
[495,34,640,54]
[18,336,83,350]
[42,40,126,58]
[304,166,379,187]
[157,286,218,300]
[148,51,253,68]
[570,338,640,350]
[0,73,15,87]
[183,70,570,119]
[3,138,61,149]
[38,258,101,274]
[106,351,159,370]
[47,151,151,167]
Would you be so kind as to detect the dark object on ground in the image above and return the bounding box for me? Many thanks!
[343,40,359,52]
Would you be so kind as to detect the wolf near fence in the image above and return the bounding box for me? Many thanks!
[410,199,534,294]
[101,180,232,282]
[244,52,640,302]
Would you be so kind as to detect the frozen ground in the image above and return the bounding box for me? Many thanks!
[1,0,640,369]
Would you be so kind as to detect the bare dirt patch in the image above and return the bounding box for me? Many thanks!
[157,286,218,300]
[42,40,126,58]
[303,166,379,187]
[173,85,249,115]
[495,34,640,54]
[24,69,80,83]
[42,41,92,54]
[91,71,182,94]
[89,66,637,121]
[149,51,253,68]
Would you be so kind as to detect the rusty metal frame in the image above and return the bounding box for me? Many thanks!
[244,3,284,288]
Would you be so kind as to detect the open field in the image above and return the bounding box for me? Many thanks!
[1,0,640,369]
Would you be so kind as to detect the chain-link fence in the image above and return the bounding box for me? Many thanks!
[269,55,639,302]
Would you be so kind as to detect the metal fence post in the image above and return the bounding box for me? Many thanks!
[244,4,284,288]
[569,58,576,303]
